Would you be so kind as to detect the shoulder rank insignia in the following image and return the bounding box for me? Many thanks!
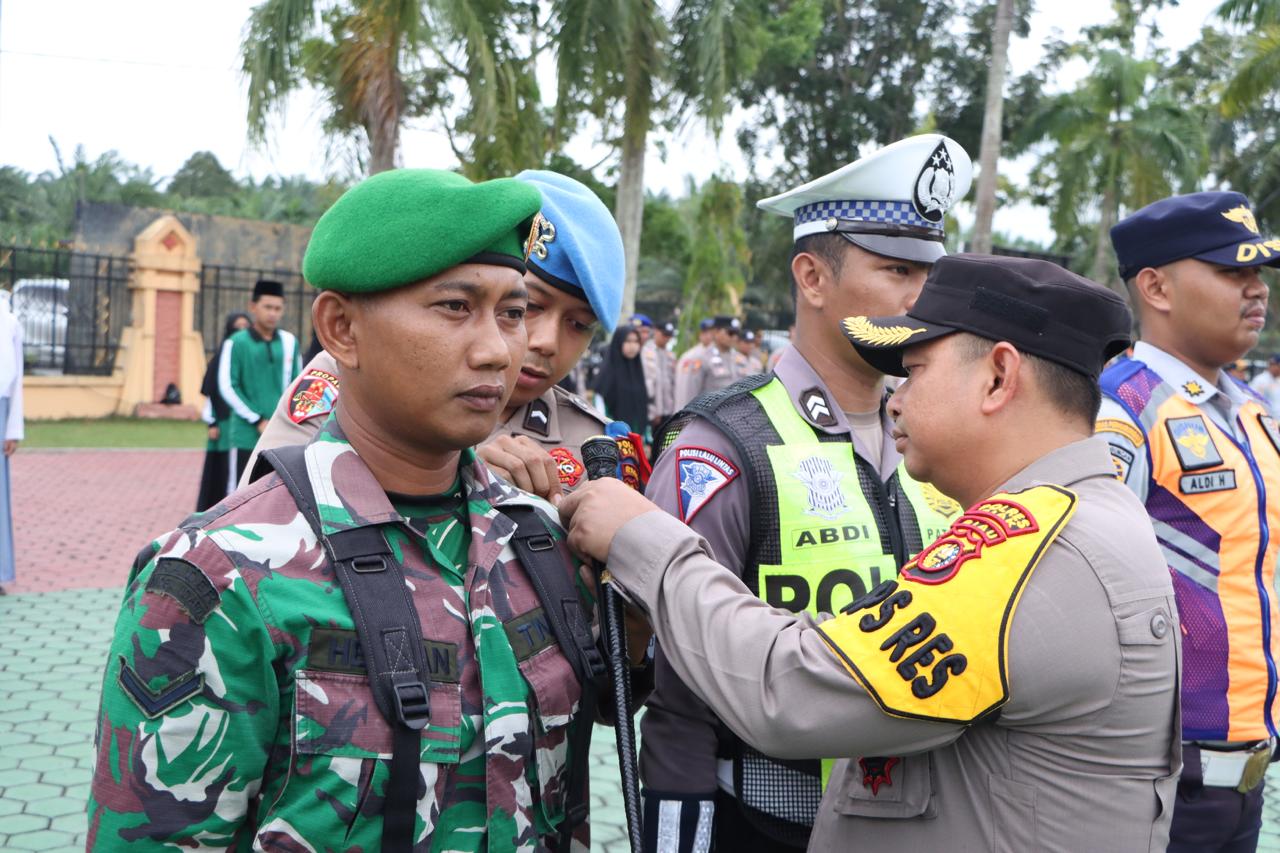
[800,387,837,427]
[550,447,584,487]
[676,446,738,523]
[522,398,551,437]
[815,485,1078,724]
[288,368,340,425]
[1165,415,1223,471]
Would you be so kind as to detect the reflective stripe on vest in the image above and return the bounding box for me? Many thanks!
[750,379,959,618]
[1111,366,1280,741]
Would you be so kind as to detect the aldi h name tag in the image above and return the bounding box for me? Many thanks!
[1180,470,1237,494]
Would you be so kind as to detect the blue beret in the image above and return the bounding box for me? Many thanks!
[699,318,715,331]
[514,170,624,333]
[1111,191,1280,280]
[630,314,653,328]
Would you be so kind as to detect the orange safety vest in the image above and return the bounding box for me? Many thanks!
[1102,358,1280,741]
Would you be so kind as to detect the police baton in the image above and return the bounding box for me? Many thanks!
[580,435,644,853]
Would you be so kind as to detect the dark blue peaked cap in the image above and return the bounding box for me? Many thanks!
[1111,191,1280,281]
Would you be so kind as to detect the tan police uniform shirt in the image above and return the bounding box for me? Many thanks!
[607,437,1181,852]
[673,344,750,410]
[641,339,676,425]
[244,351,609,494]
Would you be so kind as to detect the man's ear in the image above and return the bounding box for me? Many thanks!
[791,252,829,311]
[313,291,359,370]
[1132,266,1171,315]
[980,341,1023,416]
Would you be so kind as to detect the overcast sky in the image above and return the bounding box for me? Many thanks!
[0,0,1221,242]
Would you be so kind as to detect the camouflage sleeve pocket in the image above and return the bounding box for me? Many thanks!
[517,645,582,824]
[294,670,464,764]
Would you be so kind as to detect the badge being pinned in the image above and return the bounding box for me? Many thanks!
[676,447,738,523]
[288,368,340,425]
[550,447,584,487]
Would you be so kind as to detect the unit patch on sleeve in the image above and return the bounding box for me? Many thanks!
[288,368,340,425]
[1095,417,1145,449]
[1165,415,1224,471]
[145,558,220,624]
[550,447,584,487]
[814,485,1078,724]
[676,446,738,523]
[1108,444,1135,482]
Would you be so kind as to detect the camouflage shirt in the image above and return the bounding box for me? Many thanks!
[89,415,594,851]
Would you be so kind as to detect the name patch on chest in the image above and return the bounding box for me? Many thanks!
[505,608,557,661]
[308,628,460,682]
[1180,469,1237,494]
[815,485,1077,723]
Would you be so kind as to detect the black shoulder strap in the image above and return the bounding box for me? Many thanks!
[501,504,603,850]
[262,446,428,853]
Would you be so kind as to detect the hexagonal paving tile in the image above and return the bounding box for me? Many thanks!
[1,814,49,835]
[35,730,84,748]
[17,782,63,802]
[18,754,75,772]
[0,768,40,787]
[7,829,74,851]
[49,812,87,835]
[3,743,51,760]
[25,796,84,819]
[0,795,22,816]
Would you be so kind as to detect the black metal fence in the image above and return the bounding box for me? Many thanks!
[0,246,132,375]
[196,265,312,359]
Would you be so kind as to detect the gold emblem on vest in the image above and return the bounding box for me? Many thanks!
[1166,415,1224,471]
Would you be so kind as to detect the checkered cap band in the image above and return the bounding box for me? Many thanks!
[794,200,941,234]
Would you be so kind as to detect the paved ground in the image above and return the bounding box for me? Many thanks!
[5,446,1280,850]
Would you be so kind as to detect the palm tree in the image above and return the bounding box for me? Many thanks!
[242,0,506,175]
[550,0,762,318]
[970,0,1016,254]
[1020,49,1206,288]
[1218,0,1280,117]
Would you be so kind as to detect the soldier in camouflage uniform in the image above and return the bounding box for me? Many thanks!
[89,168,614,851]
[244,169,628,503]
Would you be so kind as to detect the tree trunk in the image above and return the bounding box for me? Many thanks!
[1092,182,1120,292]
[615,94,650,321]
[368,123,399,174]
[970,0,1016,254]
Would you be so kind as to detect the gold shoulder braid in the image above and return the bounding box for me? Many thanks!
[842,315,926,347]
[816,485,1078,723]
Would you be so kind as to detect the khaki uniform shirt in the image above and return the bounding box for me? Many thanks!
[609,437,1180,852]
[641,339,676,424]
[244,351,609,494]
[673,344,751,410]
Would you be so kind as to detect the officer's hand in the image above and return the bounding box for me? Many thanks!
[479,434,563,506]
[207,425,220,441]
[2,440,16,458]
[559,479,659,563]
[256,419,268,435]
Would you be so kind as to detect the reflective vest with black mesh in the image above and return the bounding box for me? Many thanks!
[657,374,959,846]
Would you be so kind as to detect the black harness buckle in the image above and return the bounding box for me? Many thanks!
[392,680,431,730]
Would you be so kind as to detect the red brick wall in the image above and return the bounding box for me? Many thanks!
[153,291,181,403]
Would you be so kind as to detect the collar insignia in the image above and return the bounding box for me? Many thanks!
[524,212,557,261]
[1222,205,1260,236]
[859,756,900,796]
[913,140,957,223]
[800,387,838,427]
[1182,380,1207,398]
[522,398,551,436]
[1165,415,1224,471]
[794,455,849,521]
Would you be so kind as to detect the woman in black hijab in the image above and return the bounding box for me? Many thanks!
[592,327,649,433]
[196,311,251,510]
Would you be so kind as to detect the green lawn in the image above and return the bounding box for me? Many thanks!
[22,417,207,449]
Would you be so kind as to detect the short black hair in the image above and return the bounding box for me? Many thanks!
[954,333,1102,425]
[790,233,849,304]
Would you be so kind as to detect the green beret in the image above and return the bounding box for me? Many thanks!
[303,169,542,292]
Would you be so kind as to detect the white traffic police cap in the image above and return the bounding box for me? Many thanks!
[758,134,973,263]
